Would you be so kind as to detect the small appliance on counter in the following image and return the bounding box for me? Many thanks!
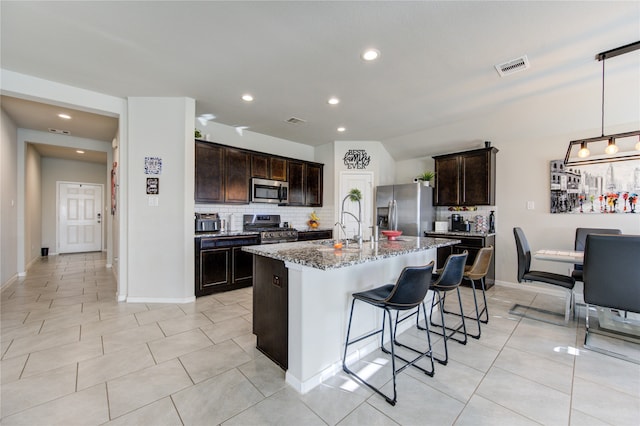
[195,213,221,233]
[450,214,471,232]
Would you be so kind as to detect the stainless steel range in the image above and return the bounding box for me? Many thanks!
[243,214,298,244]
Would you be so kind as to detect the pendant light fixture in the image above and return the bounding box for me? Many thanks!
[564,41,640,166]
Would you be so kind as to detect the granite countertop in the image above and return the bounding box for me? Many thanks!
[424,231,496,238]
[242,236,460,271]
[195,230,259,238]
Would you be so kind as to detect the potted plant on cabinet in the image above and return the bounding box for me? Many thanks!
[417,171,435,186]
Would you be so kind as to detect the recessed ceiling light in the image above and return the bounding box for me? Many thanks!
[337,127,346,132]
[328,97,340,105]
[361,48,380,61]
[58,113,72,119]
[76,150,85,154]
[242,94,254,102]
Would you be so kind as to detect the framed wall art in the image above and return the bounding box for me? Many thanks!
[550,159,640,214]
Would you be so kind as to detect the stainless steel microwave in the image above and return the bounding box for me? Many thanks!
[250,178,289,204]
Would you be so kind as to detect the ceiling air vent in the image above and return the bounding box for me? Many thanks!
[285,117,306,125]
[495,55,530,77]
[48,128,71,135]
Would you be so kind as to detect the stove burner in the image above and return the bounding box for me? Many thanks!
[243,214,298,244]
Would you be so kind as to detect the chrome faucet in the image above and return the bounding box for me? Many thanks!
[339,194,363,247]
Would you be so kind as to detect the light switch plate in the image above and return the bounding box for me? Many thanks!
[148,196,159,207]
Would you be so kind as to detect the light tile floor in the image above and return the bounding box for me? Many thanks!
[1,253,639,425]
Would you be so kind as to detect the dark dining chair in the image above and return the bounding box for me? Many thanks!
[583,233,640,364]
[511,227,576,326]
[572,227,621,282]
[342,262,435,406]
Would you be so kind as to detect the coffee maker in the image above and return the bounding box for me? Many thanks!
[450,214,470,232]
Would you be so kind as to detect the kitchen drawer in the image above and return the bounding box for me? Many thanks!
[457,237,485,248]
[199,235,259,249]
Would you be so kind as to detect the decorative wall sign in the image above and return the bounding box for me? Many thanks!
[146,177,159,195]
[144,156,162,175]
[343,149,371,169]
[111,162,118,215]
[550,158,639,214]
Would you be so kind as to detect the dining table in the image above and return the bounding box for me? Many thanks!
[534,249,584,264]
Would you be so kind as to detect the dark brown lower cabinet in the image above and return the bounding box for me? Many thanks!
[253,255,288,369]
[296,229,333,241]
[425,233,496,288]
[195,235,259,296]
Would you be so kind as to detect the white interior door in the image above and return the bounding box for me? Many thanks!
[338,172,374,240]
[58,182,103,253]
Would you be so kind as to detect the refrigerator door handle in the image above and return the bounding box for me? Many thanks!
[389,200,398,230]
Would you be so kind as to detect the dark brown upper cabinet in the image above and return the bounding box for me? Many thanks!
[196,140,322,206]
[251,154,287,181]
[287,160,306,206]
[305,163,323,207]
[433,147,498,206]
[270,157,287,181]
[195,141,224,203]
[224,148,251,203]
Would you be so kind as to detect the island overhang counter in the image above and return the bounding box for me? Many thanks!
[242,236,460,394]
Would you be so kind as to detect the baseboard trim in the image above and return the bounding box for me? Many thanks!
[125,296,196,304]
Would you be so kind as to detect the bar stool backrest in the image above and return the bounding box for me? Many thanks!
[431,252,467,290]
[386,262,435,310]
[465,246,493,280]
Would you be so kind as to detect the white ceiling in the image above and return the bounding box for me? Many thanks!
[1,1,639,161]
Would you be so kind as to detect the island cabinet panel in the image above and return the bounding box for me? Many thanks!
[253,255,288,369]
[224,148,251,203]
[305,163,323,207]
[195,141,224,203]
[434,147,498,206]
[288,160,306,206]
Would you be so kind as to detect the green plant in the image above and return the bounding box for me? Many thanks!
[195,129,202,138]
[417,171,435,182]
[348,188,362,202]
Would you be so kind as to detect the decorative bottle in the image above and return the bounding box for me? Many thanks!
[488,210,495,233]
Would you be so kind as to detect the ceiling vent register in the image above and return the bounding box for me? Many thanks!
[285,117,307,125]
[495,55,530,77]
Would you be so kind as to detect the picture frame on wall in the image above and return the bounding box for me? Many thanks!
[550,159,639,214]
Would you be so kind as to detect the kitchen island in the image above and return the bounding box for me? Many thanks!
[242,236,459,393]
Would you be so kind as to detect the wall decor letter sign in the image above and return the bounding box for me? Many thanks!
[343,149,371,169]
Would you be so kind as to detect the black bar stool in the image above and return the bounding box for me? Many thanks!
[342,262,435,406]
[444,246,493,339]
[421,252,468,365]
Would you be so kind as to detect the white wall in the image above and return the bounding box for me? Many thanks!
[40,157,107,254]
[127,97,195,302]
[24,144,42,267]
[1,108,19,288]
[195,121,315,162]
[380,74,640,285]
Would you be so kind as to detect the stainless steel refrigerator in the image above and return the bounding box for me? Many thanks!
[376,183,434,236]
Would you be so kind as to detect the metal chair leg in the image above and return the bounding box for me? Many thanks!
[443,277,488,339]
